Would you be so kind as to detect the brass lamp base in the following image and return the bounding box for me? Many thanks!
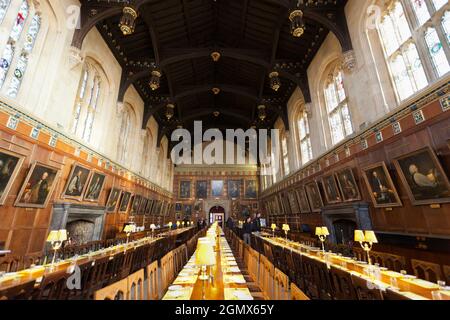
[199,265,209,280]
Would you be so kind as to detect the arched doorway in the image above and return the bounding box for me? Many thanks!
[209,206,225,227]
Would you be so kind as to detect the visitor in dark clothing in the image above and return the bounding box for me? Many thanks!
[252,213,262,232]
[243,217,253,245]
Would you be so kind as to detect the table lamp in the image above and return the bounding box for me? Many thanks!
[282,224,290,241]
[46,229,67,266]
[315,227,330,253]
[271,224,277,238]
[196,238,216,280]
[168,221,173,230]
[150,223,156,238]
[123,224,135,244]
[354,230,378,265]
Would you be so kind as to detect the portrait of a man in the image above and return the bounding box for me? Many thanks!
[295,187,311,213]
[335,168,361,202]
[84,172,106,202]
[394,147,450,205]
[321,174,342,205]
[15,162,60,208]
[131,195,142,214]
[228,180,241,199]
[179,181,191,199]
[106,188,122,212]
[62,164,91,199]
[211,180,224,197]
[245,180,257,199]
[305,181,323,213]
[196,180,207,199]
[119,191,132,213]
[0,149,24,205]
[362,162,402,208]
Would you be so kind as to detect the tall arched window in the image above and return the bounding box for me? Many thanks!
[281,133,289,177]
[297,110,312,165]
[117,105,133,165]
[141,129,154,178]
[71,60,103,143]
[377,1,449,101]
[0,0,41,97]
[324,66,353,145]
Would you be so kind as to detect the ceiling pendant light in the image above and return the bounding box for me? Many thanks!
[211,51,221,62]
[213,111,220,117]
[149,69,161,91]
[269,71,281,92]
[165,103,175,120]
[289,8,305,38]
[258,105,266,121]
[119,7,138,36]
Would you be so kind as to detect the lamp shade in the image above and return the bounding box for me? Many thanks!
[364,231,378,244]
[58,229,68,242]
[321,227,329,236]
[315,227,323,236]
[176,221,180,226]
[195,238,215,266]
[168,222,173,228]
[46,230,59,243]
[354,230,365,242]
[123,224,135,234]
[150,224,156,230]
[271,223,277,230]
[282,224,290,232]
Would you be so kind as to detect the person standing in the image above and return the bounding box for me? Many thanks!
[252,213,262,232]
[243,217,252,245]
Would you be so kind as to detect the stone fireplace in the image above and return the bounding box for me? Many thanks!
[50,203,106,244]
[321,202,373,245]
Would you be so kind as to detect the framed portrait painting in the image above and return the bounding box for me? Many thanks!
[228,180,241,199]
[175,202,182,212]
[131,195,142,214]
[83,171,106,202]
[62,163,91,200]
[119,191,132,213]
[321,174,342,205]
[0,149,25,205]
[106,188,122,212]
[145,199,154,215]
[305,181,323,213]
[287,190,300,214]
[361,162,402,208]
[183,204,192,216]
[393,147,450,205]
[15,162,60,208]
[211,180,224,197]
[179,181,191,199]
[335,168,361,202]
[139,197,148,215]
[295,187,311,213]
[244,180,257,199]
[196,180,208,199]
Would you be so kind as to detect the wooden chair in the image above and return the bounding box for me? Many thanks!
[311,258,333,300]
[119,249,135,279]
[382,288,412,300]
[33,270,72,300]
[145,260,159,300]
[86,256,110,297]
[351,274,383,300]
[0,255,22,273]
[258,255,274,300]
[127,269,144,300]
[291,251,306,292]
[290,283,310,300]
[0,279,35,300]
[300,255,320,299]
[94,278,128,300]
[411,259,443,283]
[329,265,358,300]
[273,268,290,300]
[159,251,175,295]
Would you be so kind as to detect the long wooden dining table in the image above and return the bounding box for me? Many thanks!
[163,226,253,300]
[257,233,450,300]
[0,227,195,293]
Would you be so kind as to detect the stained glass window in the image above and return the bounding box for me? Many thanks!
[443,11,450,45]
[425,27,450,76]
[7,14,41,97]
[0,0,29,88]
[0,0,11,24]
[117,106,132,164]
[281,135,289,176]
[81,77,100,142]
[324,68,353,145]
[410,0,431,26]
[71,69,89,134]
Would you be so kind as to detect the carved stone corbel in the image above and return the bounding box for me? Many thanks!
[341,50,357,73]
[68,46,84,70]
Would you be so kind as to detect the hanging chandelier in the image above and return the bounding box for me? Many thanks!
[289,9,305,38]
[165,104,175,120]
[211,51,221,62]
[258,105,267,121]
[269,71,281,92]
[149,69,161,91]
[119,7,138,35]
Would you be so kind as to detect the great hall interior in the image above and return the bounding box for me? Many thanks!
[0,0,449,302]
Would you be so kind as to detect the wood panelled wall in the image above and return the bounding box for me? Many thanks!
[0,124,172,258]
[262,93,450,239]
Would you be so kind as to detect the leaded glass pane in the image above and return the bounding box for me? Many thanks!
[0,43,14,87]
[425,27,450,77]
[10,0,29,42]
[442,11,450,45]
[329,111,345,145]
[392,2,412,45]
[335,71,346,102]
[410,0,431,26]
[0,0,11,24]
[390,54,414,100]
[379,16,400,56]
[404,43,428,90]
[432,0,447,11]
[324,83,338,112]
[341,104,354,136]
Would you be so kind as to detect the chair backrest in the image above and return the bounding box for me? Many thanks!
[0,256,22,273]
[146,260,159,300]
[127,269,144,300]
[263,243,274,262]
[382,288,411,300]
[120,249,135,279]
[311,258,332,300]
[160,251,174,293]
[329,265,357,300]
[94,277,128,300]
[350,274,383,300]
[273,268,290,300]
[88,256,110,292]
[33,270,71,300]
[0,279,35,300]
[290,283,309,300]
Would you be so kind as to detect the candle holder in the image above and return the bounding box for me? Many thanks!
[354,230,378,265]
